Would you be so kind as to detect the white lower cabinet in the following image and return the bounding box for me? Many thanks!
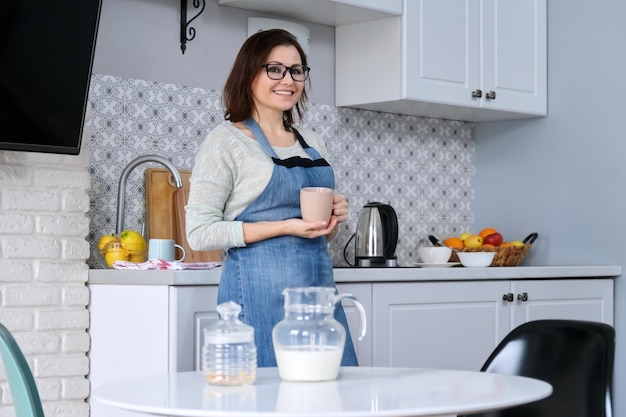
[336,283,373,366]
[170,286,220,372]
[508,279,613,327]
[88,285,218,417]
[370,279,613,371]
[372,280,510,371]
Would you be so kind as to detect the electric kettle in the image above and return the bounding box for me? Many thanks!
[354,202,398,267]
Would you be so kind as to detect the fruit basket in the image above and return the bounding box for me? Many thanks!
[428,233,538,267]
[97,231,148,268]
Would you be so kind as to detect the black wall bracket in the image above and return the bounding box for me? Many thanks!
[180,0,206,54]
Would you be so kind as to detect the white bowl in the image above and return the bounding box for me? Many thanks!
[418,246,452,264]
[457,251,496,267]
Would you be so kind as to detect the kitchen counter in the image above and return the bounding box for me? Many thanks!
[88,265,622,286]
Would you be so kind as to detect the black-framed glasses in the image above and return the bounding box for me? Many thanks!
[262,63,310,82]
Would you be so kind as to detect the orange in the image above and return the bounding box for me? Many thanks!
[500,242,512,247]
[479,227,498,239]
[443,237,464,249]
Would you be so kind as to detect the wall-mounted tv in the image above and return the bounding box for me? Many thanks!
[0,0,102,155]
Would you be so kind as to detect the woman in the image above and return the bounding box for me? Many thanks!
[186,29,357,367]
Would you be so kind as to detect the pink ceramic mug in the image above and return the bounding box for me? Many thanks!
[300,187,334,223]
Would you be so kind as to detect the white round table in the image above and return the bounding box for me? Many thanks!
[92,367,552,417]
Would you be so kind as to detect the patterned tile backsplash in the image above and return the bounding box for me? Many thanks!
[88,74,475,268]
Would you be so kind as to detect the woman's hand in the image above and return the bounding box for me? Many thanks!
[284,217,339,239]
[331,193,349,224]
[242,194,348,244]
[243,217,338,243]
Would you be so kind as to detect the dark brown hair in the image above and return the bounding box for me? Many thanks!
[222,29,309,129]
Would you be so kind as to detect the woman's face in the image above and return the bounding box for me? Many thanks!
[251,45,305,116]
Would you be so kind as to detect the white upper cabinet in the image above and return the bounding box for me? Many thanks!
[336,0,547,122]
[217,0,402,26]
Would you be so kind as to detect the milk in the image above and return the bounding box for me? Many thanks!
[275,346,343,381]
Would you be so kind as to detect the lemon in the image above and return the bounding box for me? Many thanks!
[510,241,525,247]
[104,243,130,267]
[129,249,148,263]
[458,232,472,241]
[120,229,148,252]
[98,234,119,251]
[129,253,147,263]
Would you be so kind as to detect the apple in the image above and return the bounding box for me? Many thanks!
[464,235,483,248]
[483,232,503,246]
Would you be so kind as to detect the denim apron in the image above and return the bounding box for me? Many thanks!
[217,118,358,367]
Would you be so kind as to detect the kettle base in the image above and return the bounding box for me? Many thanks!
[356,257,398,268]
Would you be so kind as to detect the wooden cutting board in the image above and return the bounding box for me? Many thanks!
[145,168,222,263]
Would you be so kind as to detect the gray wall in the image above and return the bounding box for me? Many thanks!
[93,0,335,104]
[474,1,625,415]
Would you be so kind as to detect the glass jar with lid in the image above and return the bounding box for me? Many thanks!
[202,301,257,386]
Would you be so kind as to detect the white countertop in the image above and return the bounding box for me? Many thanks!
[88,265,622,286]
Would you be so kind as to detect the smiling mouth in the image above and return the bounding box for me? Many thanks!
[274,90,294,96]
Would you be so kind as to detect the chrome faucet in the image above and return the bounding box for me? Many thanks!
[115,154,183,235]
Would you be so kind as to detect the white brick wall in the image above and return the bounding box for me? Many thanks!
[0,119,92,417]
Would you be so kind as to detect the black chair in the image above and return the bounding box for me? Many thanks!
[460,319,615,417]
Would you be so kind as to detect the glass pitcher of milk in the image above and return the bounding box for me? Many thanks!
[272,287,367,382]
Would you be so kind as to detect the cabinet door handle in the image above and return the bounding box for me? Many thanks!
[472,89,483,98]
[502,293,514,302]
[517,292,528,302]
[485,91,496,100]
